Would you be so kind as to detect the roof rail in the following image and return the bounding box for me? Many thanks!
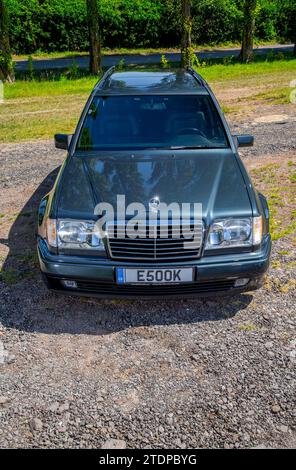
[186,66,206,87]
[93,66,116,92]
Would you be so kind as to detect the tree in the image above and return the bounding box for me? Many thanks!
[86,0,101,74]
[277,0,296,56]
[181,0,193,68]
[0,0,14,82]
[240,0,257,63]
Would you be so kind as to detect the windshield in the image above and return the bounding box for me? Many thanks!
[77,95,229,151]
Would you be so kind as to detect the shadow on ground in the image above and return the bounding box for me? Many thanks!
[0,171,253,335]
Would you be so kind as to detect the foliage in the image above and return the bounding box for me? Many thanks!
[274,0,296,44]
[161,54,169,68]
[5,0,296,54]
[117,57,126,70]
[192,0,243,45]
[7,0,88,53]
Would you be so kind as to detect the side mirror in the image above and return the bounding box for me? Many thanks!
[234,134,254,148]
[54,134,73,150]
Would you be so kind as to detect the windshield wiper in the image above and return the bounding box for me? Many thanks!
[168,146,210,150]
[135,146,210,151]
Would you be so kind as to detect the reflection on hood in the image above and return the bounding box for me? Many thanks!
[58,150,251,221]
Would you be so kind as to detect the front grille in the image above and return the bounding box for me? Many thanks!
[74,279,235,296]
[106,220,204,262]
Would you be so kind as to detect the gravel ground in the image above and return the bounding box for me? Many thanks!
[0,114,295,449]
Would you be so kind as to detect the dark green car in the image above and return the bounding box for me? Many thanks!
[37,67,271,298]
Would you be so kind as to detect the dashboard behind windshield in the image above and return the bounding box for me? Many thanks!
[77,95,229,151]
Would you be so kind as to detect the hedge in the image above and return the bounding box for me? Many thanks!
[6,0,296,54]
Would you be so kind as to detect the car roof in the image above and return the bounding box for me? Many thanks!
[95,69,209,96]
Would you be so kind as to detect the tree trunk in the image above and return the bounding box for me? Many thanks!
[86,0,101,74]
[240,0,257,63]
[0,0,14,82]
[181,0,192,68]
[293,43,296,57]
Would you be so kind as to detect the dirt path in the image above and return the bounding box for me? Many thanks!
[0,114,295,449]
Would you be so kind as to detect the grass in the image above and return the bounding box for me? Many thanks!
[249,87,291,105]
[250,159,296,242]
[238,323,258,331]
[0,250,39,285]
[0,267,19,284]
[198,57,296,114]
[199,57,296,82]
[0,57,296,143]
[290,170,296,183]
[264,276,296,293]
[278,279,296,293]
[1,76,98,141]
[4,76,98,100]
[0,265,36,284]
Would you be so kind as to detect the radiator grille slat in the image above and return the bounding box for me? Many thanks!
[107,221,203,262]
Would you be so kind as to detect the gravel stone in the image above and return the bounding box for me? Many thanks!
[0,396,10,405]
[101,439,126,449]
[58,402,70,413]
[271,405,281,414]
[278,425,289,433]
[48,402,59,413]
[30,418,43,432]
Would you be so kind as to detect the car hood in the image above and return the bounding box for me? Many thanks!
[57,149,252,222]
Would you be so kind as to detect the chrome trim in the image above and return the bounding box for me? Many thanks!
[106,220,205,261]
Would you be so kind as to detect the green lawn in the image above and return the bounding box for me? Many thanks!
[4,76,98,100]
[1,58,295,143]
[249,159,296,244]
[1,77,99,142]
[199,58,296,81]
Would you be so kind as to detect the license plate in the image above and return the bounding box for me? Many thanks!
[117,268,194,284]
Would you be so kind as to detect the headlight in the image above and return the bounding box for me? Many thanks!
[46,219,105,250]
[206,217,262,249]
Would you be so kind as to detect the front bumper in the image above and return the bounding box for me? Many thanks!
[37,235,271,299]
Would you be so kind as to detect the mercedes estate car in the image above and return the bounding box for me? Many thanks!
[37,67,271,298]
